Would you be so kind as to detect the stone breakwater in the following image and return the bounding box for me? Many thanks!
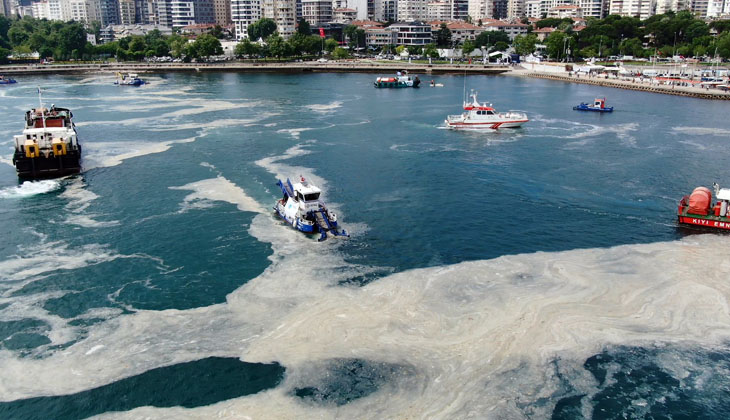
[524,71,730,100]
[0,61,510,76]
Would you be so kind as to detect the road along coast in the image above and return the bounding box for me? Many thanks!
[0,61,510,76]
[509,67,730,101]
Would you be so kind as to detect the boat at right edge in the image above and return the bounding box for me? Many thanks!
[678,183,730,230]
[445,91,528,130]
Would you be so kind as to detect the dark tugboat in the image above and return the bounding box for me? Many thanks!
[12,89,81,179]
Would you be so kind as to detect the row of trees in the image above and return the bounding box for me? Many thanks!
[528,12,730,61]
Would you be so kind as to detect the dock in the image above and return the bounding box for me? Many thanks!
[523,71,730,100]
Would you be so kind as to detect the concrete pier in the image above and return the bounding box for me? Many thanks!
[523,71,730,101]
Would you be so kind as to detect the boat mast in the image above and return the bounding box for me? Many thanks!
[37,86,46,130]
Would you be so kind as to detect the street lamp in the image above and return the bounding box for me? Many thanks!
[563,37,568,62]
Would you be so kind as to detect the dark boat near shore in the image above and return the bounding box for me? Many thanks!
[12,93,81,179]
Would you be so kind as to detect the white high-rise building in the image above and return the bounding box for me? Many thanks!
[655,0,687,13]
[524,0,540,16]
[608,0,656,19]
[689,0,708,16]
[706,0,729,16]
[31,0,52,19]
[262,0,296,38]
[119,0,136,24]
[507,0,524,18]
[577,0,605,17]
[231,0,261,40]
[427,0,451,19]
[348,0,369,19]
[302,0,332,24]
[171,0,196,27]
[373,0,397,20]
[539,0,571,16]
[468,0,492,20]
[68,0,101,23]
[397,0,428,20]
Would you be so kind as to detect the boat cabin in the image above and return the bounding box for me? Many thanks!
[593,98,607,109]
[280,177,322,212]
[25,106,73,129]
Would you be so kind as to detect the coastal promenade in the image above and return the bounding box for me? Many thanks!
[0,60,510,76]
[511,67,730,101]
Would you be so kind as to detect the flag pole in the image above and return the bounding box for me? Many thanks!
[38,86,46,130]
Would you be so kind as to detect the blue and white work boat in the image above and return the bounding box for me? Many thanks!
[274,177,349,241]
[114,73,146,86]
[573,97,613,112]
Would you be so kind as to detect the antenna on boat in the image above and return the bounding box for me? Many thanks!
[462,68,467,105]
[37,86,46,130]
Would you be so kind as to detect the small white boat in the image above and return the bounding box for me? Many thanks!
[445,91,528,130]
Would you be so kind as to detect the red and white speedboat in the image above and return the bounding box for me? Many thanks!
[677,183,730,230]
[445,91,528,130]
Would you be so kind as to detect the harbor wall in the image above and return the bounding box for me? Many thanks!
[0,61,511,76]
[524,72,730,101]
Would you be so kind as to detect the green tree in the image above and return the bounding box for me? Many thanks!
[333,46,349,59]
[474,30,509,49]
[57,23,87,60]
[717,32,730,59]
[235,38,261,57]
[266,34,292,57]
[193,33,223,57]
[513,34,537,56]
[210,25,224,39]
[436,23,452,47]
[462,40,475,55]
[545,31,567,60]
[324,38,338,53]
[248,18,277,41]
[424,43,440,58]
[493,41,509,51]
[297,18,311,36]
[0,46,9,64]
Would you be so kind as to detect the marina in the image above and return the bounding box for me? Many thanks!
[1,72,730,419]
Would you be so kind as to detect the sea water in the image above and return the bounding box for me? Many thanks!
[0,72,729,419]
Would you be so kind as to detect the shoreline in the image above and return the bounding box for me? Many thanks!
[507,67,730,100]
[1,60,728,99]
[0,61,510,76]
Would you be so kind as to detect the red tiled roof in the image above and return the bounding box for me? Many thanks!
[351,20,383,28]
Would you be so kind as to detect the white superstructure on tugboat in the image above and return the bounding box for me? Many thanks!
[274,177,349,241]
[12,89,81,179]
[445,91,528,130]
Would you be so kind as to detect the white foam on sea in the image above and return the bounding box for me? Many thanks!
[0,180,61,198]
[81,138,196,169]
[276,127,316,140]
[671,126,730,137]
[169,176,266,214]
[7,235,730,419]
[58,178,120,228]
[304,101,343,114]
[74,100,250,128]
[11,146,730,418]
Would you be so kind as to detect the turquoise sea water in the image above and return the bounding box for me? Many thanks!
[1,72,730,419]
